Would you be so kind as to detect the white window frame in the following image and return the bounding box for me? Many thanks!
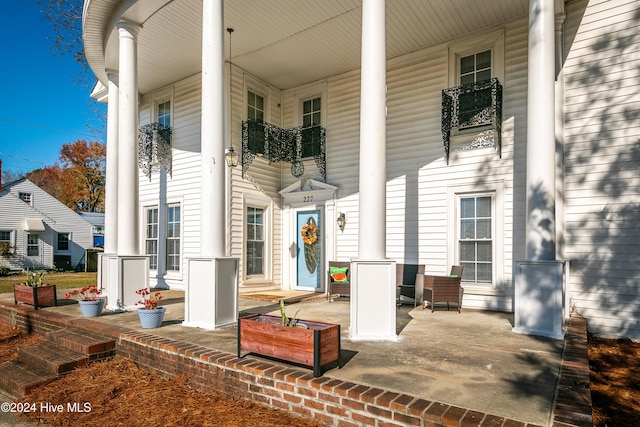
[27,233,39,257]
[144,206,159,271]
[166,203,181,272]
[448,29,504,88]
[447,182,504,294]
[243,195,272,282]
[292,82,327,128]
[244,75,270,123]
[19,192,32,205]
[0,230,14,255]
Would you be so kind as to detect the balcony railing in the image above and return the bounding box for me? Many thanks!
[138,122,172,180]
[242,119,326,180]
[441,78,502,164]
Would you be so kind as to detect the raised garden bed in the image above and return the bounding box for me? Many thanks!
[238,314,341,377]
[13,284,58,310]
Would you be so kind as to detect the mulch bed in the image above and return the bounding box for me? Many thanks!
[589,334,640,427]
[16,358,323,427]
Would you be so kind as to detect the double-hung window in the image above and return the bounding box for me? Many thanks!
[460,50,491,85]
[301,96,322,158]
[145,207,159,270]
[166,204,181,271]
[57,233,69,251]
[246,207,264,276]
[459,195,493,284]
[247,91,266,155]
[27,233,39,256]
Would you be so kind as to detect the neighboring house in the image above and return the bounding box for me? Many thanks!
[0,179,94,271]
[78,212,105,248]
[84,0,640,339]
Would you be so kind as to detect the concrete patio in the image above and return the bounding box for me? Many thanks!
[0,289,592,426]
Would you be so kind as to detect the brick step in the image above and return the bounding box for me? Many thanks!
[18,341,88,376]
[0,360,58,398]
[46,329,116,361]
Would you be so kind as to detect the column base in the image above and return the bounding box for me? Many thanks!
[514,260,566,340]
[98,254,149,311]
[183,257,239,330]
[349,259,397,341]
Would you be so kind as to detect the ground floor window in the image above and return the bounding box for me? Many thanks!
[246,206,264,276]
[145,207,159,270]
[57,233,69,251]
[27,233,39,257]
[166,204,181,271]
[459,195,493,284]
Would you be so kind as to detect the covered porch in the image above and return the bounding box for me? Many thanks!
[0,289,590,426]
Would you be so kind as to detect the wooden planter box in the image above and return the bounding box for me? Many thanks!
[13,284,58,310]
[238,314,341,377]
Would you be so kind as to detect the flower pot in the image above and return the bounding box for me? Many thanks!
[137,306,166,329]
[78,299,105,318]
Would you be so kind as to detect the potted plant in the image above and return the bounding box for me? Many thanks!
[65,284,105,317]
[13,268,57,310]
[135,288,165,328]
[238,299,341,377]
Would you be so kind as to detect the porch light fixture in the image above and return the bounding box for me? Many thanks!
[225,27,238,168]
[225,146,239,167]
[337,212,346,232]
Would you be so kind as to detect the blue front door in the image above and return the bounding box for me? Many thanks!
[296,210,321,289]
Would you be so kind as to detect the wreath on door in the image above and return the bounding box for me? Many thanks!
[301,218,319,274]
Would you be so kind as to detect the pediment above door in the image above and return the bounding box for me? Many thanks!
[279,179,338,204]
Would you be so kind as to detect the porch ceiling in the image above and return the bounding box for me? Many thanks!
[86,0,529,94]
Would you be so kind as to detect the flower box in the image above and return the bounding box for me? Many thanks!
[13,283,58,310]
[237,314,341,377]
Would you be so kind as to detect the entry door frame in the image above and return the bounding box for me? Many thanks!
[280,179,338,293]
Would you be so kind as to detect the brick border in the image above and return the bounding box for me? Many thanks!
[0,301,592,427]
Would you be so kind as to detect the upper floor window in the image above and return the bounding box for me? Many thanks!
[157,100,171,128]
[460,50,491,85]
[301,97,323,159]
[247,91,264,121]
[57,233,69,251]
[19,192,31,204]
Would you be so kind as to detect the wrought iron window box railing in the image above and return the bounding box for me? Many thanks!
[242,119,326,180]
[138,122,172,179]
[441,78,502,164]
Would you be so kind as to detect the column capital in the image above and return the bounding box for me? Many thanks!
[116,20,142,39]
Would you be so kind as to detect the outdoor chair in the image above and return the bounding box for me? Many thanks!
[327,261,351,301]
[396,263,426,307]
[422,265,464,313]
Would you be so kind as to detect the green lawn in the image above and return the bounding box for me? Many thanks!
[0,272,98,294]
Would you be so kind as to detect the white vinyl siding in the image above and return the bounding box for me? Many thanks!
[563,0,640,339]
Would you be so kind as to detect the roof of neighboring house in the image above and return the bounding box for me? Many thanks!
[78,212,105,228]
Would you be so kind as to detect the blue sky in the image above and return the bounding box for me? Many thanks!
[0,2,105,177]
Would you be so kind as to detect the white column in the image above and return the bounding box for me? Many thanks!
[185,0,238,330]
[104,71,119,254]
[525,0,556,261]
[99,71,120,308]
[200,0,226,258]
[116,21,141,256]
[358,0,387,260]
[350,0,396,341]
[514,0,565,340]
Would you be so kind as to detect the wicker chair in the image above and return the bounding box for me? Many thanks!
[396,263,426,306]
[327,261,351,301]
[423,265,464,313]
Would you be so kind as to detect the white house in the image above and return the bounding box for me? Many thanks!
[0,178,94,271]
[84,0,640,340]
